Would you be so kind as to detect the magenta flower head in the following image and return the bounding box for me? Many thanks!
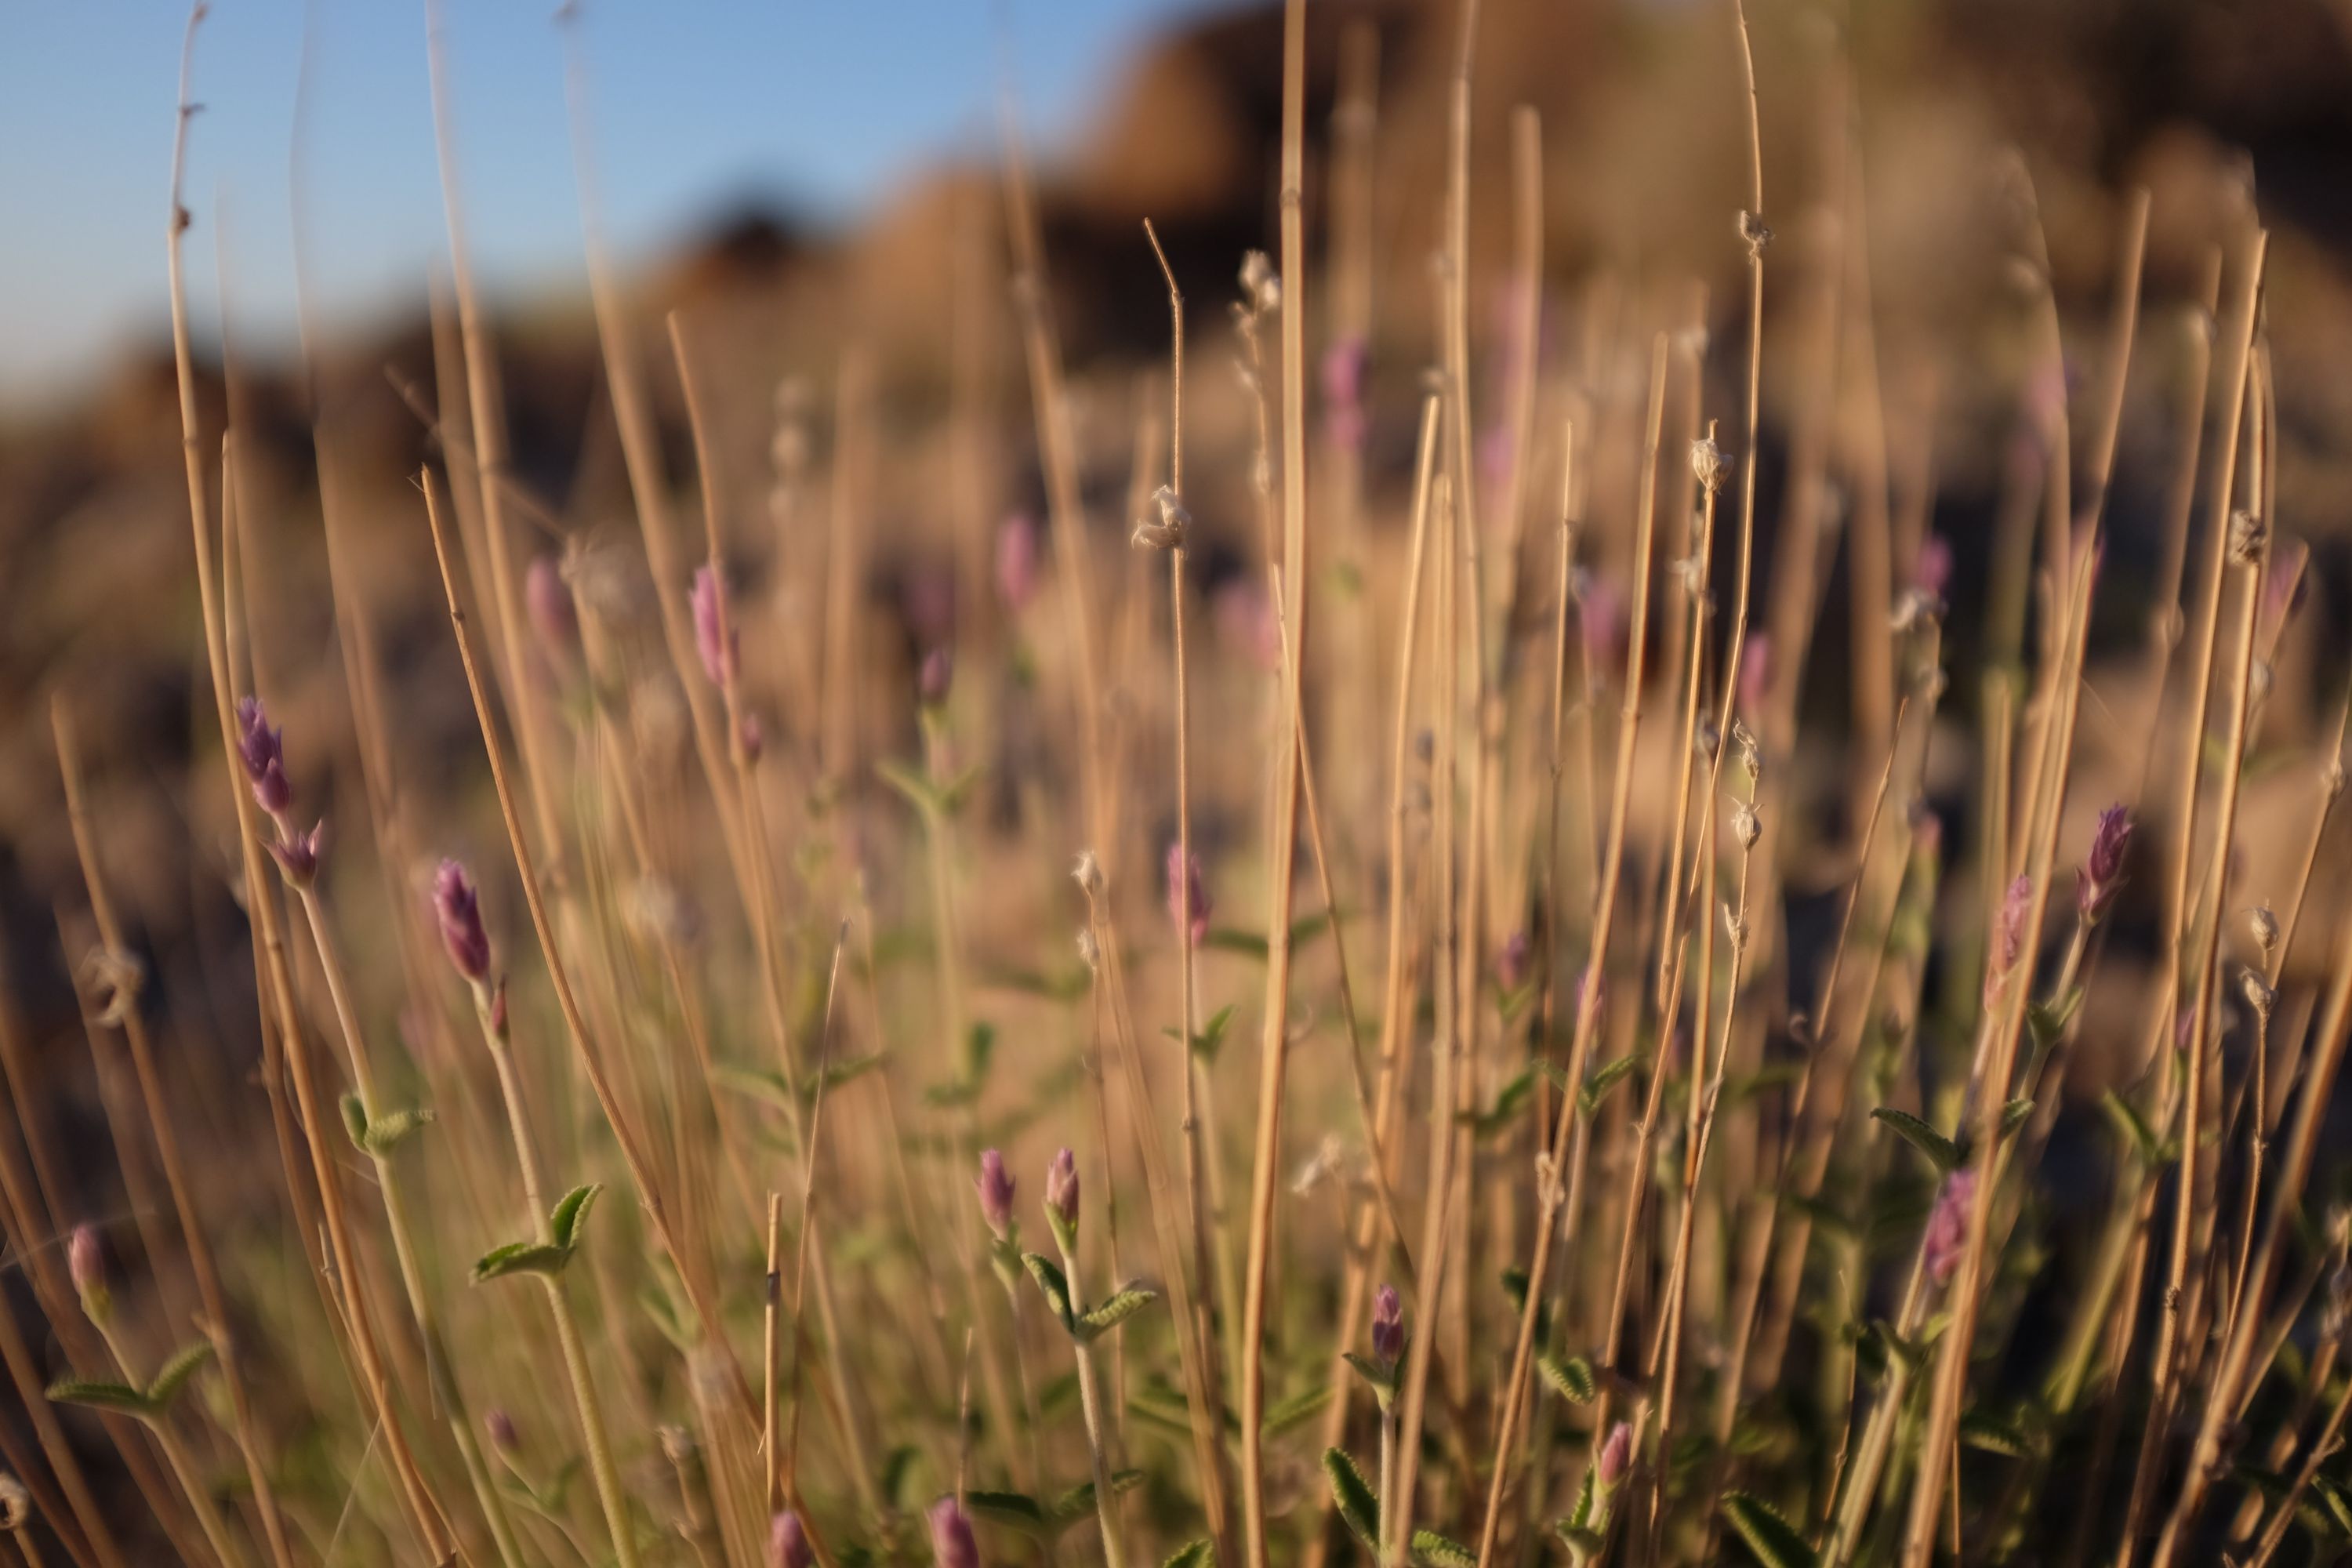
[2078,804,2133,924]
[690,564,739,687]
[268,821,328,888]
[70,1222,111,1325]
[525,555,579,670]
[1044,1147,1080,1245]
[1597,1421,1634,1489]
[235,695,292,818]
[918,644,954,708]
[1321,336,1368,452]
[1925,1166,1980,1287]
[1167,842,1211,949]
[1370,1283,1404,1366]
[975,1149,1015,1242]
[927,1496,979,1568]
[768,1511,813,1568]
[434,859,493,987]
[1497,929,1533,993]
[996,513,1040,614]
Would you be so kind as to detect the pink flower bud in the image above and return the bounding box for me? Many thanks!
[927,1497,979,1568]
[68,1224,103,1297]
[1913,533,1954,602]
[434,859,493,985]
[2078,804,2132,924]
[918,645,954,707]
[768,1511,813,1568]
[486,1408,519,1454]
[975,1149,1015,1240]
[1214,578,1283,673]
[1044,1147,1079,1236]
[996,514,1040,614]
[235,695,292,818]
[1925,1167,1980,1287]
[1497,930,1532,993]
[1166,842,1211,949]
[1370,1283,1404,1365]
[690,564,739,688]
[268,821,328,887]
[1598,1421,1634,1488]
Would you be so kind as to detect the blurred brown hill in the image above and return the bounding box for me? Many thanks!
[6,0,2352,1014]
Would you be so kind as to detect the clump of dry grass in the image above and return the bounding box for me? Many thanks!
[5,3,2352,1568]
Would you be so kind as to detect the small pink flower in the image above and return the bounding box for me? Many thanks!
[1044,1147,1079,1235]
[235,695,292,818]
[1370,1283,1404,1365]
[927,1497,979,1568]
[690,564,739,687]
[1597,1421,1634,1488]
[918,645,954,707]
[1166,842,1211,948]
[2078,805,2132,924]
[975,1149,1015,1241]
[434,859,492,985]
[1497,929,1532,993]
[1925,1167,1980,1287]
[996,513,1040,614]
[1738,634,1772,720]
[525,555,578,670]
[1913,534,1954,602]
[768,1511,813,1568]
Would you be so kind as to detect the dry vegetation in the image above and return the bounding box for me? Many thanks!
[7,1,2352,1566]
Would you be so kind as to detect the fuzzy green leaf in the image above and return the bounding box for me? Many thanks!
[1078,1285,1160,1341]
[1162,1541,1214,1568]
[1022,1252,1074,1328]
[361,1105,436,1156]
[964,1490,1050,1537]
[1343,1352,1399,1399]
[1410,1529,1475,1568]
[2026,986,2085,1051]
[1050,1470,1145,1527]
[143,1340,214,1407]
[1579,1052,1643,1116]
[1720,1492,1818,1568]
[1566,1464,1597,1531]
[1261,1385,1332,1436]
[1163,1003,1240,1062]
[1870,1107,1960,1174]
[45,1378,154,1417]
[549,1183,603,1251]
[1998,1098,2034,1138]
[1539,1352,1596,1403]
[1461,1068,1535,1135]
[1323,1447,1380,1548]
[2101,1090,2165,1165]
[1958,1407,2037,1458]
[473,1241,572,1283]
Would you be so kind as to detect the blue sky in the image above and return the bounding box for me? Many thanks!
[0,1,1220,408]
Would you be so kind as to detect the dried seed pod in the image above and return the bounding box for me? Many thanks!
[2228,508,2268,565]
[1071,850,1105,900]
[2241,968,2278,1025]
[1732,801,1762,851]
[1690,434,1730,495]
[2250,904,2280,955]
[1738,209,1773,256]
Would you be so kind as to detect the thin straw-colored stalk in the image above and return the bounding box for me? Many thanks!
[1473,338,1668,1568]
[1236,1,1312,1559]
[49,706,282,1568]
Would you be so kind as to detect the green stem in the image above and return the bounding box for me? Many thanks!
[1058,1240,1128,1568]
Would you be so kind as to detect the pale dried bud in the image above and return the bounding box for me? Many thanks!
[2330,757,2349,801]
[2228,509,2267,566]
[2241,968,2278,1024]
[2250,904,2280,954]
[1072,851,1105,900]
[1075,927,1102,972]
[1732,720,1761,782]
[1133,485,1191,551]
[1738,210,1773,256]
[1731,801,1761,851]
[0,1474,28,1533]
[1690,435,1730,494]
[1239,251,1281,314]
[1723,901,1748,952]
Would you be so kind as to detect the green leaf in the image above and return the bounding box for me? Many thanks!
[473,1241,573,1283]
[1410,1529,1475,1568]
[1539,1352,1596,1403]
[1163,1003,1240,1062]
[711,1062,799,1113]
[1958,1408,2037,1458]
[359,1105,436,1156]
[811,1053,887,1094]
[1580,1052,1642,1116]
[1050,1470,1146,1527]
[1162,1541,1214,1568]
[964,1490,1050,1537]
[2026,985,2085,1051]
[45,1378,154,1417]
[1720,1491,1818,1568]
[1566,1463,1597,1531]
[1998,1098,2034,1139]
[1078,1285,1160,1341]
[1022,1252,1074,1327]
[875,757,942,817]
[143,1341,214,1407]
[1870,1107,1960,1174]
[1461,1068,1536,1135]
[549,1183,603,1251]
[1343,1352,1399,1399]
[1261,1385,1332,1436]
[1323,1447,1380,1548]
[967,1022,997,1084]
[339,1093,369,1149]
[2101,1090,2165,1165]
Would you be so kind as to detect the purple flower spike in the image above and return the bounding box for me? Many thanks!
[235,695,292,817]
[1370,1283,1404,1365]
[268,821,328,887]
[1925,1167,1980,1287]
[1045,1147,1080,1237]
[1598,1421,1634,1488]
[690,564,739,688]
[2078,804,2133,924]
[768,1511,813,1568]
[434,859,493,985]
[975,1149,1015,1241]
[927,1496,979,1568]
[1167,842,1211,949]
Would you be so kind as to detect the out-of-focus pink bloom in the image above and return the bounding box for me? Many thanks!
[1578,576,1626,679]
[69,1224,102,1297]
[2078,805,2132,924]
[1214,577,1283,673]
[903,569,957,652]
[996,513,1040,614]
[1925,1167,1980,1287]
[1044,1147,1079,1236]
[975,1149,1015,1241]
[1911,807,1944,866]
[236,695,292,817]
[690,565,739,687]
[1166,842,1211,948]
[1738,634,1771,720]
[1370,1283,1404,1365]
[918,645,954,707]
[434,859,493,985]
[927,1497,979,1568]
[1497,929,1532,993]
[486,1409,520,1454]
[1914,534,1954,602]
[1321,337,1368,452]
[525,555,578,671]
